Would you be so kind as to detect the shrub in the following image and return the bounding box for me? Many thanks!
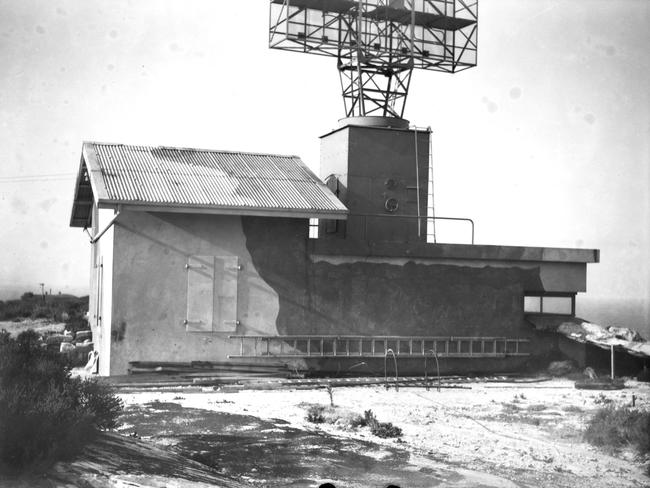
[0,329,123,474]
[65,315,89,334]
[306,405,326,423]
[349,414,367,428]
[0,293,88,325]
[364,410,402,438]
[584,406,650,456]
[593,393,614,406]
[563,405,583,413]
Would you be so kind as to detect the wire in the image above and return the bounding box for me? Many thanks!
[0,173,76,183]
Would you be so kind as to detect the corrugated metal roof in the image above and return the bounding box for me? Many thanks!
[71,142,347,225]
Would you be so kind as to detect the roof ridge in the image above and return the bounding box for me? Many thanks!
[84,141,301,159]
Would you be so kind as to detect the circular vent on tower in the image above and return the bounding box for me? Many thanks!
[384,198,399,212]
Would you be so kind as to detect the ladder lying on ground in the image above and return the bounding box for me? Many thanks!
[228,335,530,359]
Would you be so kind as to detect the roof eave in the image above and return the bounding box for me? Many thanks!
[82,142,109,202]
[97,200,349,220]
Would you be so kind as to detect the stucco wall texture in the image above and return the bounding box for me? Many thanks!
[108,211,280,375]
[242,217,542,338]
[104,210,577,375]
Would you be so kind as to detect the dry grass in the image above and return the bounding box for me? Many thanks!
[584,406,650,457]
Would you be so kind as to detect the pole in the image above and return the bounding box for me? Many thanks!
[610,345,615,380]
[414,126,421,238]
[356,0,365,115]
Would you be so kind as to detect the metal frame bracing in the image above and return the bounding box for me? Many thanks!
[269,0,478,117]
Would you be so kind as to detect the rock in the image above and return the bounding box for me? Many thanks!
[75,342,94,353]
[46,334,73,345]
[608,326,643,342]
[547,360,576,376]
[75,330,92,342]
[68,342,94,366]
[60,342,76,353]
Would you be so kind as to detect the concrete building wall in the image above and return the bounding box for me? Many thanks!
[320,125,429,243]
[99,210,592,376]
[107,211,281,375]
[242,217,544,340]
[89,207,115,376]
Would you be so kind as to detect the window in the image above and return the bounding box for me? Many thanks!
[524,296,541,313]
[524,293,574,316]
[309,218,319,239]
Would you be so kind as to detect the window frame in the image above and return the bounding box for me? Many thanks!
[523,292,575,316]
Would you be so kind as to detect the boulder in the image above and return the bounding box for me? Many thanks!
[75,330,92,342]
[46,334,73,345]
[547,360,576,377]
[75,342,94,355]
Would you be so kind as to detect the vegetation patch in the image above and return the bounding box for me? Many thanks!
[0,292,89,333]
[526,404,548,412]
[306,404,326,424]
[363,410,402,438]
[584,406,650,458]
[502,402,521,413]
[0,330,123,474]
[593,393,614,406]
[562,405,584,413]
[302,404,400,437]
[303,404,365,428]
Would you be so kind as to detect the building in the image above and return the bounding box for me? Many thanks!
[70,119,599,376]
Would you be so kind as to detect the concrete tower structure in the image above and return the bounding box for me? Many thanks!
[320,118,430,244]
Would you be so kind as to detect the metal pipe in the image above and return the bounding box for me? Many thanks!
[413,126,421,238]
[610,345,615,380]
[410,0,415,61]
[384,348,399,391]
[424,349,441,392]
[89,210,121,244]
[352,212,475,244]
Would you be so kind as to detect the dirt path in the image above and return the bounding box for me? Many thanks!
[118,378,650,487]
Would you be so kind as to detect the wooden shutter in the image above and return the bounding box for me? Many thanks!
[185,255,239,332]
[214,256,239,332]
[186,256,215,332]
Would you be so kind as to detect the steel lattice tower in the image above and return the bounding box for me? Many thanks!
[269,0,478,118]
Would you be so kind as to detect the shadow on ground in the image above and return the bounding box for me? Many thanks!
[117,401,520,488]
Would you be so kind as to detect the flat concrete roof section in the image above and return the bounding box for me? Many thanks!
[310,239,599,264]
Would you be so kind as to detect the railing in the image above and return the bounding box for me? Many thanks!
[228,335,529,359]
[339,213,475,245]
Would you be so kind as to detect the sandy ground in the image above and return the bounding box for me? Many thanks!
[118,378,650,488]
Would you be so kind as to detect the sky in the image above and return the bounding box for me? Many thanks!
[0,0,648,333]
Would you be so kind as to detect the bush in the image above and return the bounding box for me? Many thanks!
[584,406,650,456]
[364,410,402,438]
[0,292,88,325]
[0,329,123,473]
[306,405,326,423]
[65,315,89,334]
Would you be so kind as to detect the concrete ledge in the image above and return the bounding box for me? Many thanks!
[309,239,600,264]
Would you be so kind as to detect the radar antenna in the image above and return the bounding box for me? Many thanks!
[269,0,478,118]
